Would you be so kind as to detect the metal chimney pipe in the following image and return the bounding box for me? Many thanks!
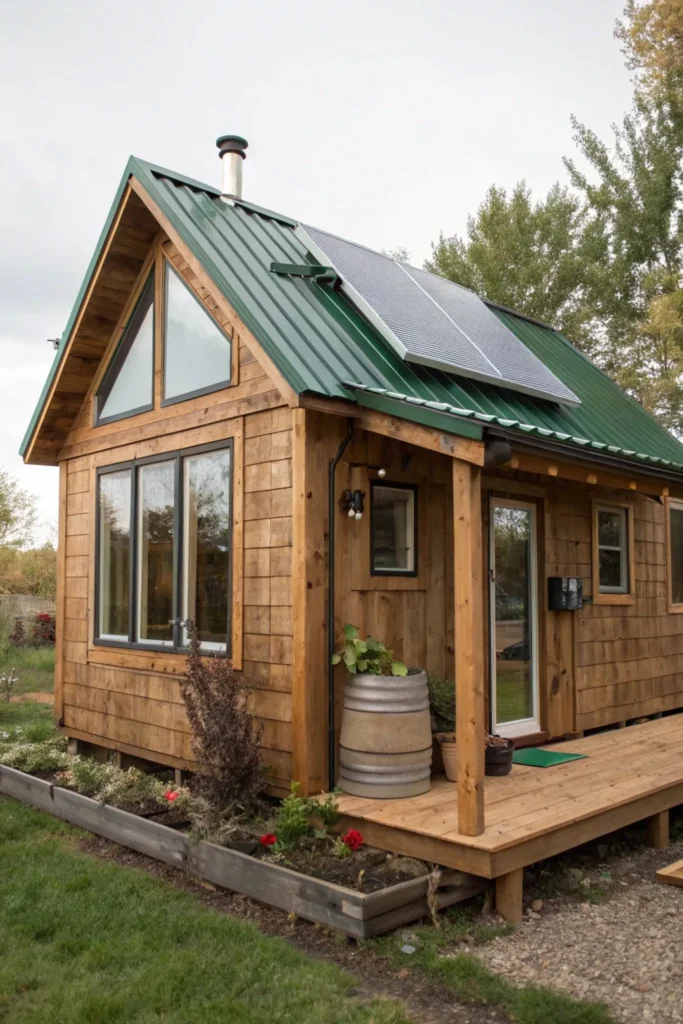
[216,135,248,201]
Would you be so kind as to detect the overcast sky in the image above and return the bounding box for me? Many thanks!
[0,0,631,542]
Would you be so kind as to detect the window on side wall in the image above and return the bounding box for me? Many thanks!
[96,441,232,652]
[370,482,417,576]
[667,498,683,611]
[592,502,633,603]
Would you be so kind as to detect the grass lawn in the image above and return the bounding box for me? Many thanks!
[0,643,55,697]
[0,798,409,1024]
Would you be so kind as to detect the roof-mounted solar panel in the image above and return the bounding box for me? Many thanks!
[296,225,580,408]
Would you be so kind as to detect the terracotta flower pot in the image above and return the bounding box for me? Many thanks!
[436,733,457,782]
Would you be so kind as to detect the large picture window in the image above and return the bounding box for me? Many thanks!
[96,441,232,652]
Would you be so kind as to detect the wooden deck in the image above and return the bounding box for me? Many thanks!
[337,715,683,882]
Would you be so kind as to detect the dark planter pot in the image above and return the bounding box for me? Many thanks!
[485,738,514,776]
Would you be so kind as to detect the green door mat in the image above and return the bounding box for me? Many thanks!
[512,748,587,767]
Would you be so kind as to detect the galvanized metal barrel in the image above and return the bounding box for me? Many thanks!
[338,670,432,798]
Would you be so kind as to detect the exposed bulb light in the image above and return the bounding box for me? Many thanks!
[378,467,387,478]
[347,507,355,518]
[354,511,363,520]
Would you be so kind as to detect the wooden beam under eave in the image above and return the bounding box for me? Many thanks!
[510,450,682,499]
[299,396,486,466]
[453,458,485,836]
[291,408,328,795]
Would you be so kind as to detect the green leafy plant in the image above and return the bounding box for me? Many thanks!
[273,782,311,850]
[332,624,407,676]
[428,675,456,733]
[309,791,340,827]
[332,836,352,858]
[56,758,119,798]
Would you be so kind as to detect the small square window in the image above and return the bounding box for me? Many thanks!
[596,505,629,594]
[371,483,417,575]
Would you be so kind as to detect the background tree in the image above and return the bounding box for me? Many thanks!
[426,182,598,354]
[0,470,38,549]
[564,24,683,429]
[616,0,683,86]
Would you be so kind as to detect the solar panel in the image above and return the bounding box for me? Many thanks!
[297,225,580,408]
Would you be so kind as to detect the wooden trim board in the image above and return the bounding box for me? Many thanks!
[656,859,683,888]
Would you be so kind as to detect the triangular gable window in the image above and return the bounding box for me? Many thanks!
[96,276,155,424]
[163,262,232,405]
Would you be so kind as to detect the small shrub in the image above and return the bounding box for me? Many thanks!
[310,791,340,827]
[273,783,312,850]
[0,739,70,774]
[31,612,56,648]
[8,618,25,648]
[180,621,263,813]
[57,758,120,797]
[428,675,455,733]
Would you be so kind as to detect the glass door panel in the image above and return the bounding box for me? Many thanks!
[490,500,539,736]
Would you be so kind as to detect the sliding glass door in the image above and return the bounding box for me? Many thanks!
[489,499,539,737]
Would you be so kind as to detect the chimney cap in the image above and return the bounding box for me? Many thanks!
[216,135,248,159]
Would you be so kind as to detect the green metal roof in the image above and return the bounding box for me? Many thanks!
[21,157,683,477]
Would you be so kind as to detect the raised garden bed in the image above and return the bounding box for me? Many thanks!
[0,764,485,938]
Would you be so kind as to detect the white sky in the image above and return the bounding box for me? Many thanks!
[0,0,631,542]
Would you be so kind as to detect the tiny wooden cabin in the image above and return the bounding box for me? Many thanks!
[22,138,683,916]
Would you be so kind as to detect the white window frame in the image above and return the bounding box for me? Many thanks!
[489,498,540,739]
[596,504,629,595]
[666,497,683,612]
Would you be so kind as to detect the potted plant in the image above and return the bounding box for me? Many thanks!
[428,676,457,782]
[332,625,432,799]
[485,732,514,776]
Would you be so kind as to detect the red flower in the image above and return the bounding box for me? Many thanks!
[164,790,179,802]
[260,833,277,847]
[342,829,364,852]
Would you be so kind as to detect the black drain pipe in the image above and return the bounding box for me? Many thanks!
[328,419,355,792]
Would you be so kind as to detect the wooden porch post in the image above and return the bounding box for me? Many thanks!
[291,409,328,795]
[452,458,485,836]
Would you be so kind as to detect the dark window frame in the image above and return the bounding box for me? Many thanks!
[160,259,233,408]
[667,497,683,612]
[94,274,156,427]
[94,438,234,655]
[369,480,418,578]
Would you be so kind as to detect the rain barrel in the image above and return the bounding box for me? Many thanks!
[338,670,432,798]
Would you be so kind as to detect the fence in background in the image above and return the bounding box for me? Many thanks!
[0,595,56,623]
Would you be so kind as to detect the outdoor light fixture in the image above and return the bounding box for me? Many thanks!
[377,467,387,478]
[340,489,365,520]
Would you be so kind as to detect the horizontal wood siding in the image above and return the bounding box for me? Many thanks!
[335,428,455,686]
[58,277,293,790]
[487,468,683,733]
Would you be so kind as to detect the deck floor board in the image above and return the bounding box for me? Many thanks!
[337,716,683,875]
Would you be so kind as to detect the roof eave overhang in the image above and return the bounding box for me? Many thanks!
[486,426,683,487]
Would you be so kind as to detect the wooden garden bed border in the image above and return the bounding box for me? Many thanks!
[0,764,485,937]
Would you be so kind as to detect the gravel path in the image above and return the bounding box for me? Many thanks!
[473,834,683,1023]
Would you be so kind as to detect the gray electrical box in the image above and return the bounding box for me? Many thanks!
[548,576,583,611]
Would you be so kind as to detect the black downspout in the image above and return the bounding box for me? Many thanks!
[328,419,354,792]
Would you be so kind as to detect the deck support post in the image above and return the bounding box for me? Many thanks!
[452,459,485,837]
[495,868,524,922]
[645,809,670,849]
